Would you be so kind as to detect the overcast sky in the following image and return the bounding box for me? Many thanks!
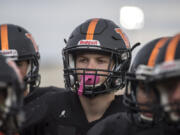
[1,0,180,67]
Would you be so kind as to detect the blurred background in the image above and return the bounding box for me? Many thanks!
[1,0,180,87]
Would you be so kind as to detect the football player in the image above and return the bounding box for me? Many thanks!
[150,33,180,134]
[21,18,131,135]
[0,24,40,96]
[0,24,64,105]
[87,37,170,135]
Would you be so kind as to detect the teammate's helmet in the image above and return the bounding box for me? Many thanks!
[0,24,40,91]
[62,18,131,97]
[0,55,24,133]
[154,34,180,79]
[124,37,170,123]
[152,33,180,123]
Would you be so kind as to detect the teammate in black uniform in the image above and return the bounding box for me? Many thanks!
[149,33,180,134]
[21,18,131,135]
[0,55,24,135]
[87,37,170,135]
[0,24,40,96]
[0,24,66,135]
[0,24,64,104]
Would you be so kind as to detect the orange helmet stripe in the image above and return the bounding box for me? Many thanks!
[25,33,39,52]
[165,34,180,61]
[1,24,9,50]
[148,37,169,67]
[86,18,99,40]
[115,28,130,48]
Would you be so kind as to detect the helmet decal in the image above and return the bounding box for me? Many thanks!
[115,28,130,48]
[154,60,177,74]
[86,18,99,40]
[78,40,101,46]
[25,33,39,52]
[148,37,169,67]
[0,49,18,60]
[165,34,180,62]
[0,24,9,50]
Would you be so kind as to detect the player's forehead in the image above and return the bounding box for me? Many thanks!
[76,52,111,59]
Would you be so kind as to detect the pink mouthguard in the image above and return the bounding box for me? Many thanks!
[78,75,100,96]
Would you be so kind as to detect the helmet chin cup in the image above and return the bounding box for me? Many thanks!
[78,75,100,96]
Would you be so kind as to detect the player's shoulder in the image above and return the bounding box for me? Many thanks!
[31,86,67,96]
[87,112,130,135]
[34,86,65,92]
[24,86,67,104]
[98,112,130,129]
[104,112,130,124]
[38,88,76,104]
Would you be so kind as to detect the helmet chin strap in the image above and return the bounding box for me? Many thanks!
[78,75,100,96]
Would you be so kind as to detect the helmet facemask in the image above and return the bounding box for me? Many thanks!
[16,53,40,92]
[63,45,131,97]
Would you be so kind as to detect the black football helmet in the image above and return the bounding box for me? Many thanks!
[0,24,40,92]
[151,33,180,124]
[0,55,24,134]
[62,18,131,97]
[124,37,170,124]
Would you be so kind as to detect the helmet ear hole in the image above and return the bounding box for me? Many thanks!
[112,78,124,89]
[117,78,124,88]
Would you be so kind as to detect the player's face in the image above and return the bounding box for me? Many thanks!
[157,78,180,119]
[15,60,30,96]
[15,60,29,79]
[136,82,156,119]
[76,53,114,85]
